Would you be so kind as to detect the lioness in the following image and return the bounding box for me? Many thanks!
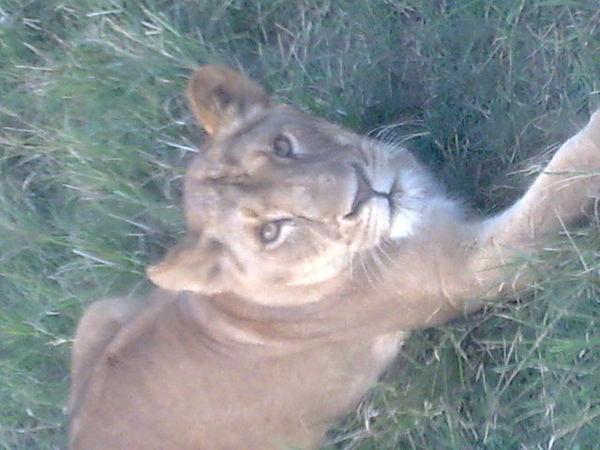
[69,66,600,449]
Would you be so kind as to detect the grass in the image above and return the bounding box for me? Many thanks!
[0,0,598,448]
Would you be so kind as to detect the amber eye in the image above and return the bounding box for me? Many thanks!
[258,220,287,244]
[258,221,281,244]
[273,135,294,158]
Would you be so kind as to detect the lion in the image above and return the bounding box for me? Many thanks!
[68,65,600,449]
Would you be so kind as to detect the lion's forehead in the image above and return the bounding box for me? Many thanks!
[201,107,359,163]
[187,179,349,231]
[185,144,367,230]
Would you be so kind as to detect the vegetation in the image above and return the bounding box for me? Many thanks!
[0,0,598,448]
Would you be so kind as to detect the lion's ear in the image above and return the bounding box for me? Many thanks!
[146,233,228,294]
[186,65,271,136]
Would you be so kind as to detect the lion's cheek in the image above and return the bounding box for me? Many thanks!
[235,233,349,288]
[280,245,350,286]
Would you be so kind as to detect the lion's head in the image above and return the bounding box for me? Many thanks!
[147,66,452,305]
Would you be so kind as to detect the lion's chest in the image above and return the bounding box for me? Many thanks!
[74,306,406,450]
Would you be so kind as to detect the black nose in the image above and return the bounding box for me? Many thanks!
[344,165,388,219]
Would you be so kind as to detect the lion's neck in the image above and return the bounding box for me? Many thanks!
[177,208,485,349]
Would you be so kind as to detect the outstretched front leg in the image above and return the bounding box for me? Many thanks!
[315,110,600,334]
[468,110,600,299]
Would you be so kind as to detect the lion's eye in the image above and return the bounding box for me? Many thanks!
[257,220,287,245]
[273,135,294,158]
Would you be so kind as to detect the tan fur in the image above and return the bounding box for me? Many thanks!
[69,65,600,449]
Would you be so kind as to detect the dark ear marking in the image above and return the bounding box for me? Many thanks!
[213,86,233,111]
[206,261,222,281]
[186,65,271,136]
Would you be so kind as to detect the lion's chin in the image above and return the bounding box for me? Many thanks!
[390,204,421,238]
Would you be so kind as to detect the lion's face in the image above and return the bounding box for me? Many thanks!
[147,66,439,305]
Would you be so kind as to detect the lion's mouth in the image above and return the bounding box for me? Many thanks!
[344,165,392,219]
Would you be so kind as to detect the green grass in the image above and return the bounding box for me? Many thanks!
[0,0,598,448]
